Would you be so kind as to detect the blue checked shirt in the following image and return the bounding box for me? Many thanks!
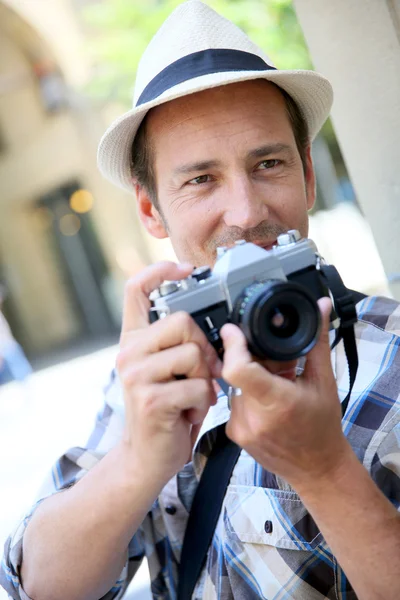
[2,295,400,599]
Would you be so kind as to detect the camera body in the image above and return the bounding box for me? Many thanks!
[149,230,335,361]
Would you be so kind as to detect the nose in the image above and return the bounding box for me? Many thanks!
[222,175,269,229]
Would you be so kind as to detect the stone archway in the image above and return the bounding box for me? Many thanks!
[1,0,89,87]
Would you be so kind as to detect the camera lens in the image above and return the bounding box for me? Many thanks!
[232,280,320,361]
[268,305,299,338]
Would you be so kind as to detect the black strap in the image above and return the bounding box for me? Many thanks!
[137,49,275,106]
[338,325,359,416]
[320,265,366,416]
[177,424,241,600]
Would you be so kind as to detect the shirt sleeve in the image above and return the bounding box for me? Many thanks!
[0,370,146,600]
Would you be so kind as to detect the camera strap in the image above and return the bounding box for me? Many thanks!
[320,264,366,416]
[177,268,366,599]
[177,423,241,600]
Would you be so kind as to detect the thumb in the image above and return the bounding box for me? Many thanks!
[220,323,252,387]
[302,296,333,382]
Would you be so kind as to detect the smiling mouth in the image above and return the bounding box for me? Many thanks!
[215,239,277,253]
[252,240,277,251]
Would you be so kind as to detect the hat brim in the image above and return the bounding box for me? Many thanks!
[97,69,333,194]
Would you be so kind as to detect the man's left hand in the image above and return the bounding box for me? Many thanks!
[220,297,352,490]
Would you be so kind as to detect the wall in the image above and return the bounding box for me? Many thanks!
[293,0,400,299]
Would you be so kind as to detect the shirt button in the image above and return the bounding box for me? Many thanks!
[264,520,273,534]
[165,505,177,515]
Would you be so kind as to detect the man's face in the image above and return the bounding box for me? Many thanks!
[136,80,315,268]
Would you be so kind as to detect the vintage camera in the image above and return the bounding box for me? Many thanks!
[149,230,336,362]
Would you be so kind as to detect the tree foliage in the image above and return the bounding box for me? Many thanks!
[82,0,311,106]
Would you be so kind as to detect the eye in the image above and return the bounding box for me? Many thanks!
[187,174,212,185]
[257,159,281,170]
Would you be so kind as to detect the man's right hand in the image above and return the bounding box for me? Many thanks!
[19,261,221,600]
[116,261,222,489]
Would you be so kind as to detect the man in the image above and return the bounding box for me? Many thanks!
[2,2,400,599]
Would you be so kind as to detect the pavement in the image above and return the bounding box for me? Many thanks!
[0,345,151,599]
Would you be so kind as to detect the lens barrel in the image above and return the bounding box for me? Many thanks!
[232,280,321,361]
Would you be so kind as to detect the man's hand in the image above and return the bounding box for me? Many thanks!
[117,261,222,489]
[221,297,351,489]
[20,260,222,600]
[222,298,400,600]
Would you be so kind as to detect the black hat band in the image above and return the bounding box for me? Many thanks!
[137,48,276,106]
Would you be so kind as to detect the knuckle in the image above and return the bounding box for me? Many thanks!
[186,378,210,403]
[124,276,140,300]
[116,348,130,374]
[137,384,158,411]
[225,420,234,441]
[236,428,252,448]
[169,398,183,414]
[173,311,193,331]
[116,336,145,374]
[221,364,231,381]
[198,378,210,395]
[186,341,202,363]
[123,363,145,388]
[222,362,240,385]
[226,420,245,447]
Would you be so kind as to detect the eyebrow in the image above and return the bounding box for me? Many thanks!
[173,143,294,176]
[248,143,294,160]
[174,144,293,175]
[173,159,221,176]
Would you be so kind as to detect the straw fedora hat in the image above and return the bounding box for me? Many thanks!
[97,0,333,193]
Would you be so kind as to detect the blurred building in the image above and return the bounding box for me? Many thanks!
[0,0,172,362]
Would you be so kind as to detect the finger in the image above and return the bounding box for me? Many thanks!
[121,261,193,333]
[148,311,222,378]
[255,357,299,380]
[119,311,222,377]
[302,296,333,382]
[220,323,277,396]
[146,378,216,425]
[121,342,211,384]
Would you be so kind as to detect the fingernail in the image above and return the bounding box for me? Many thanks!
[220,324,233,339]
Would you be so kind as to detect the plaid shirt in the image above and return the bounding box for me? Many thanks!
[2,295,400,599]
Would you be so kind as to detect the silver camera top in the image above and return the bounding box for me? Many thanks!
[151,230,319,316]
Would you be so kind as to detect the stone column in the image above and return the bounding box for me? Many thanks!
[293,0,400,298]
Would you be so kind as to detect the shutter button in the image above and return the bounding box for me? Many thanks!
[165,505,177,515]
[264,520,273,534]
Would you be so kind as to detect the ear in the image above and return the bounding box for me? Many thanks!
[135,183,168,239]
[304,145,316,211]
